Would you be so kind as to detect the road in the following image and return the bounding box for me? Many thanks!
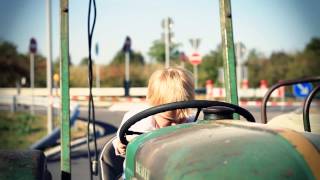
[45,102,298,180]
[47,107,125,180]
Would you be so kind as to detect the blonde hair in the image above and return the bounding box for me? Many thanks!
[147,67,195,119]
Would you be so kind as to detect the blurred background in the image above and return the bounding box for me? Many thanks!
[1,0,319,89]
[0,1,319,178]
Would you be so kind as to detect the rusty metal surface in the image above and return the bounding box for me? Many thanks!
[128,121,318,180]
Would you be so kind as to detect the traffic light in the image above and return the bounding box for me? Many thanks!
[122,36,132,53]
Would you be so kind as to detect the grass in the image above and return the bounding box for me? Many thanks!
[0,111,88,150]
[0,112,47,149]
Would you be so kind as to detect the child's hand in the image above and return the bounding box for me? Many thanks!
[114,138,127,157]
[114,135,139,157]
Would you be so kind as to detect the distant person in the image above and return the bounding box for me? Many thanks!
[113,67,195,156]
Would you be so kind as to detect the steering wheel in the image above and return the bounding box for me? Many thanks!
[119,100,255,145]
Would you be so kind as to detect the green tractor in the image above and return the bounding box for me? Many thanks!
[100,87,320,179]
[1,0,319,179]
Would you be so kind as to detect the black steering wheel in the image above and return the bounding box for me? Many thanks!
[119,100,255,145]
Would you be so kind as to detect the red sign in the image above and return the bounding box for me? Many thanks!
[189,52,202,65]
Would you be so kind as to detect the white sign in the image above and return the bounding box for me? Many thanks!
[189,52,202,65]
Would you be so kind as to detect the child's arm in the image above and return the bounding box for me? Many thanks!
[113,135,139,157]
[113,105,151,156]
[113,138,126,157]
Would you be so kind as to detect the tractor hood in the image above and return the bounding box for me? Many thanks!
[125,120,320,180]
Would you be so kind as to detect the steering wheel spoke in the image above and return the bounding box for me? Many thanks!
[126,130,144,135]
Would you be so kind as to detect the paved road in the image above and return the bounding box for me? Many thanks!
[45,103,298,180]
[47,107,126,180]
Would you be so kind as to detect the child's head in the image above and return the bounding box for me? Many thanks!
[147,67,195,120]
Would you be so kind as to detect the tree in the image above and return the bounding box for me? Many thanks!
[246,49,265,87]
[264,52,294,85]
[287,37,320,78]
[0,41,28,87]
[148,40,180,64]
[197,45,223,87]
[110,50,145,65]
[0,41,48,87]
[305,37,320,54]
[80,57,91,66]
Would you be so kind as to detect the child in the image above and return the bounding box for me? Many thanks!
[113,67,195,156]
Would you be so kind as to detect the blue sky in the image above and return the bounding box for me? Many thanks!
[0,0,320,65]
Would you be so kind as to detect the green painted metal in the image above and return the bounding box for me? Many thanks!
[60,0,71,177]
[125,123,194,178]
[219,0,239,119]
[126,121,316,180]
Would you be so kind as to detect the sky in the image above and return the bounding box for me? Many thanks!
[0,0,320,65]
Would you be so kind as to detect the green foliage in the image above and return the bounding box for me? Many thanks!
[15,114,36,135]
[70,66,88,87]
[100,64,161,87]
[197,47,223,87]
[0,41,48,87]
[34,54,47,87]
[79,57,94,66]
[246,37,320,87]
[0,112,46,149]
[305,37,320,54]
[110,50,145,65]
[246,49,265,87]
[0,113,37,135]
[1,37,319,88]
[148,40,181,64]
[0,41,28,87]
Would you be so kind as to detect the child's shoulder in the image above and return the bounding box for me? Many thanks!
[123,103,151,119]
[124,104,156,132]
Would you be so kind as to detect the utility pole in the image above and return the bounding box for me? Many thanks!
[46,0,53,134]
[162,17,173,68]
[30,53,34,114]
[189,38,202,90]
[29,38,37,115]
[123,36,131,96]
[236,42,246,90]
